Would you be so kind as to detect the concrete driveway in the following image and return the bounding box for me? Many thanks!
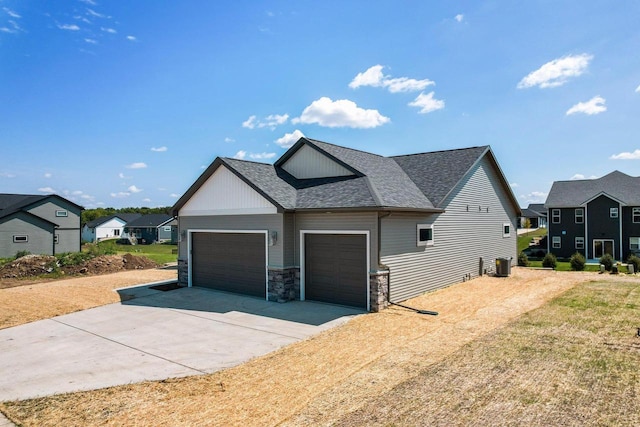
[0,284,362,402]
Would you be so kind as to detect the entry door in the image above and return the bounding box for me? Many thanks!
[593,239,614,259]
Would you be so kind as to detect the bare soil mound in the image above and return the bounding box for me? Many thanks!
[0,253,159,280]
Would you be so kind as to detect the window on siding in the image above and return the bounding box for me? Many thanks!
[114,229,120,236]
[552,236,561,248]
[13,235,28,243]
[575,237,584,250]
[610,207,618,218]
[552,209,561,223]
[55,210,68,217]
[503,223,511,237]
[575,208,584,224]
[417,224,434,247]
[163,226,172,231]
[630,237,640,251]
[633,208,640,223]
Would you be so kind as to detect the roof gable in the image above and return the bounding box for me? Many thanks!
[545,171,640,208]
[126,214,172,227]
[279,143,355,179]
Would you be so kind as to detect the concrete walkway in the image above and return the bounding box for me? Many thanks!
[0,286,362,402]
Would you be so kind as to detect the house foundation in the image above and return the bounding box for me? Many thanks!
[369,270,390,312]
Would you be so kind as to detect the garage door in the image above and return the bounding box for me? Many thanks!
[304,234,367,309]
[191,232,266,297]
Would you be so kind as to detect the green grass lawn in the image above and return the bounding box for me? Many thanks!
[96,241,178,264]
[517,227,547,253]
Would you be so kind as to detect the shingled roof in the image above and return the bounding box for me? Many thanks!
[0,193,83,221]
[545,171,640,208]
[173,137,517,215]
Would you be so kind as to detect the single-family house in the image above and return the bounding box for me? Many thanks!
[519,203,547,228]
[172,138,520,311]
[0,193,83,258]
[81,213,142,243]
[545,171,640,261]
[123,214,173,244]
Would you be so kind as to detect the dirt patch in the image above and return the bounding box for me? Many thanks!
[0,254,159,288]
[1,268,621,427]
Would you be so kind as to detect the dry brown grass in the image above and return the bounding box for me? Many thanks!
[0,269,177,329]
[1,268,619,427]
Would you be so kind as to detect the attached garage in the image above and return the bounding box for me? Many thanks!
[190,231,267,298]
[303,233,368,309]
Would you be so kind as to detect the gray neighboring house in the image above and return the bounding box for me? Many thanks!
[0,193,83,258]
[81,213,142,243]
[123,214,174,244]
[172,137,520,311]
[545,171,640,261]
[519,203,547,228]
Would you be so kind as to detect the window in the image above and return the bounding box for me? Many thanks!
[55,210,68,217]
[552,209,561,223]
[575,237,584,250]
[630,237,640,251]
[552,236,561,249]
[417,224,434,246]
[54,234,59,244]
[575,208,584,224]
[163,226,172,232]
[114,229,120,236]
[633,208,640,223]
[13,235,28,243]
[610,207,618,218]
[503,223,511,237]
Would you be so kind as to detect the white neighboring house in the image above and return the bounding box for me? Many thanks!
[82,214,142,243]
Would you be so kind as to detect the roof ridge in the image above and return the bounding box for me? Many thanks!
[391,145,488,158]
[222,157,272,166]
[305,138,385,158]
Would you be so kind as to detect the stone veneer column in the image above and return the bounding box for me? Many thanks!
[177,259,188,286]
[369,270,390,312]
[268,267,300,303]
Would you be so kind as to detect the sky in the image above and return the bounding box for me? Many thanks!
[1,1,640,210]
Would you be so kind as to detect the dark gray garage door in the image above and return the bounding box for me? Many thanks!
[191,232,266,297]
[305,234,367,309]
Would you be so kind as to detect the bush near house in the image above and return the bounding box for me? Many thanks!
[599,253,614,271]
[542,253,557,269]
[569,252,586,271]
[517,251,529,267]
[627,254,640,273]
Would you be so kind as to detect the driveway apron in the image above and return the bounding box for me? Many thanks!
[0,286,362,402]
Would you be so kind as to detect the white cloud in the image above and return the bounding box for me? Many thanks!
[118,172,129,179]
[349,65,434,93]
[242,113,289,129]
[126,35,137,41]
[242,115,257,129]
[44,173,52,178]
[80,194,95,201]
[408,92,445,114]
[101,27,117,34]
[85,38,98,44]
[566,96,606,115]
[610,149,640,160]
[170,193,180,198]
[151,146,168,152]
[510,182,519,188]
[38,187,56,193]
[57,24,80,31]
[570,174,585,180]
[292,97,390,128]
[233,150,247,160]
[520,191,547,203]
[1,172,16,178]
[455,14,464,22]
[80,0,97,5]
[3,7,21,18]
[128,185,143,193]
[142,198,151,203]
[126,162,147,169]
[275,129,305,148]
[249,152,277,160]
[517,53,593,89]
[224,137,235,143]
[110,192,131,198]
[87,9,108,18]
[635,84,640,93]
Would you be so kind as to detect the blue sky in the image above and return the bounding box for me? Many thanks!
[2,1,640,209]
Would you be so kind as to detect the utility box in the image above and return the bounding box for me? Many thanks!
[495,257,511,277]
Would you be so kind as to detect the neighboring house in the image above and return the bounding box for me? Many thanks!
[123,214,173,244]
[519,203,547,228]
[81,213,142,243]
[0,193,83,258]
[172,137,520,312]
[545,171,640,261]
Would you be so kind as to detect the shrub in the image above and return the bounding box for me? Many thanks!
[56,251,93,267]
[14,250,31,259]
[599,253,614,271]
[542,253,557,269]
[627,254,640,274]
[517,251,529,267]
[569,252,586,271]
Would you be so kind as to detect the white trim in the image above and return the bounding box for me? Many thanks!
[417,224,434,246]
[502,222,511,238]
[179,207,278,217]
[593,239,615,259]
[551,209,561,224]
[187,229,269,301]
[55,210,68,217]
[552,236,561,249]
[299,230,370,311]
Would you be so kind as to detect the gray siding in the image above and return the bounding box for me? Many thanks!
[283,213,295,267]
[178,214,284,267]
[27,199,82,253]
[0,213,54,258]
[294,212,378,270]
[381,157,518,302]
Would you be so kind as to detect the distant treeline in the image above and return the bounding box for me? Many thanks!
[82,207,173,225]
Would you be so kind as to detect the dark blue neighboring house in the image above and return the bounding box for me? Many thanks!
[123,214,174,244]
